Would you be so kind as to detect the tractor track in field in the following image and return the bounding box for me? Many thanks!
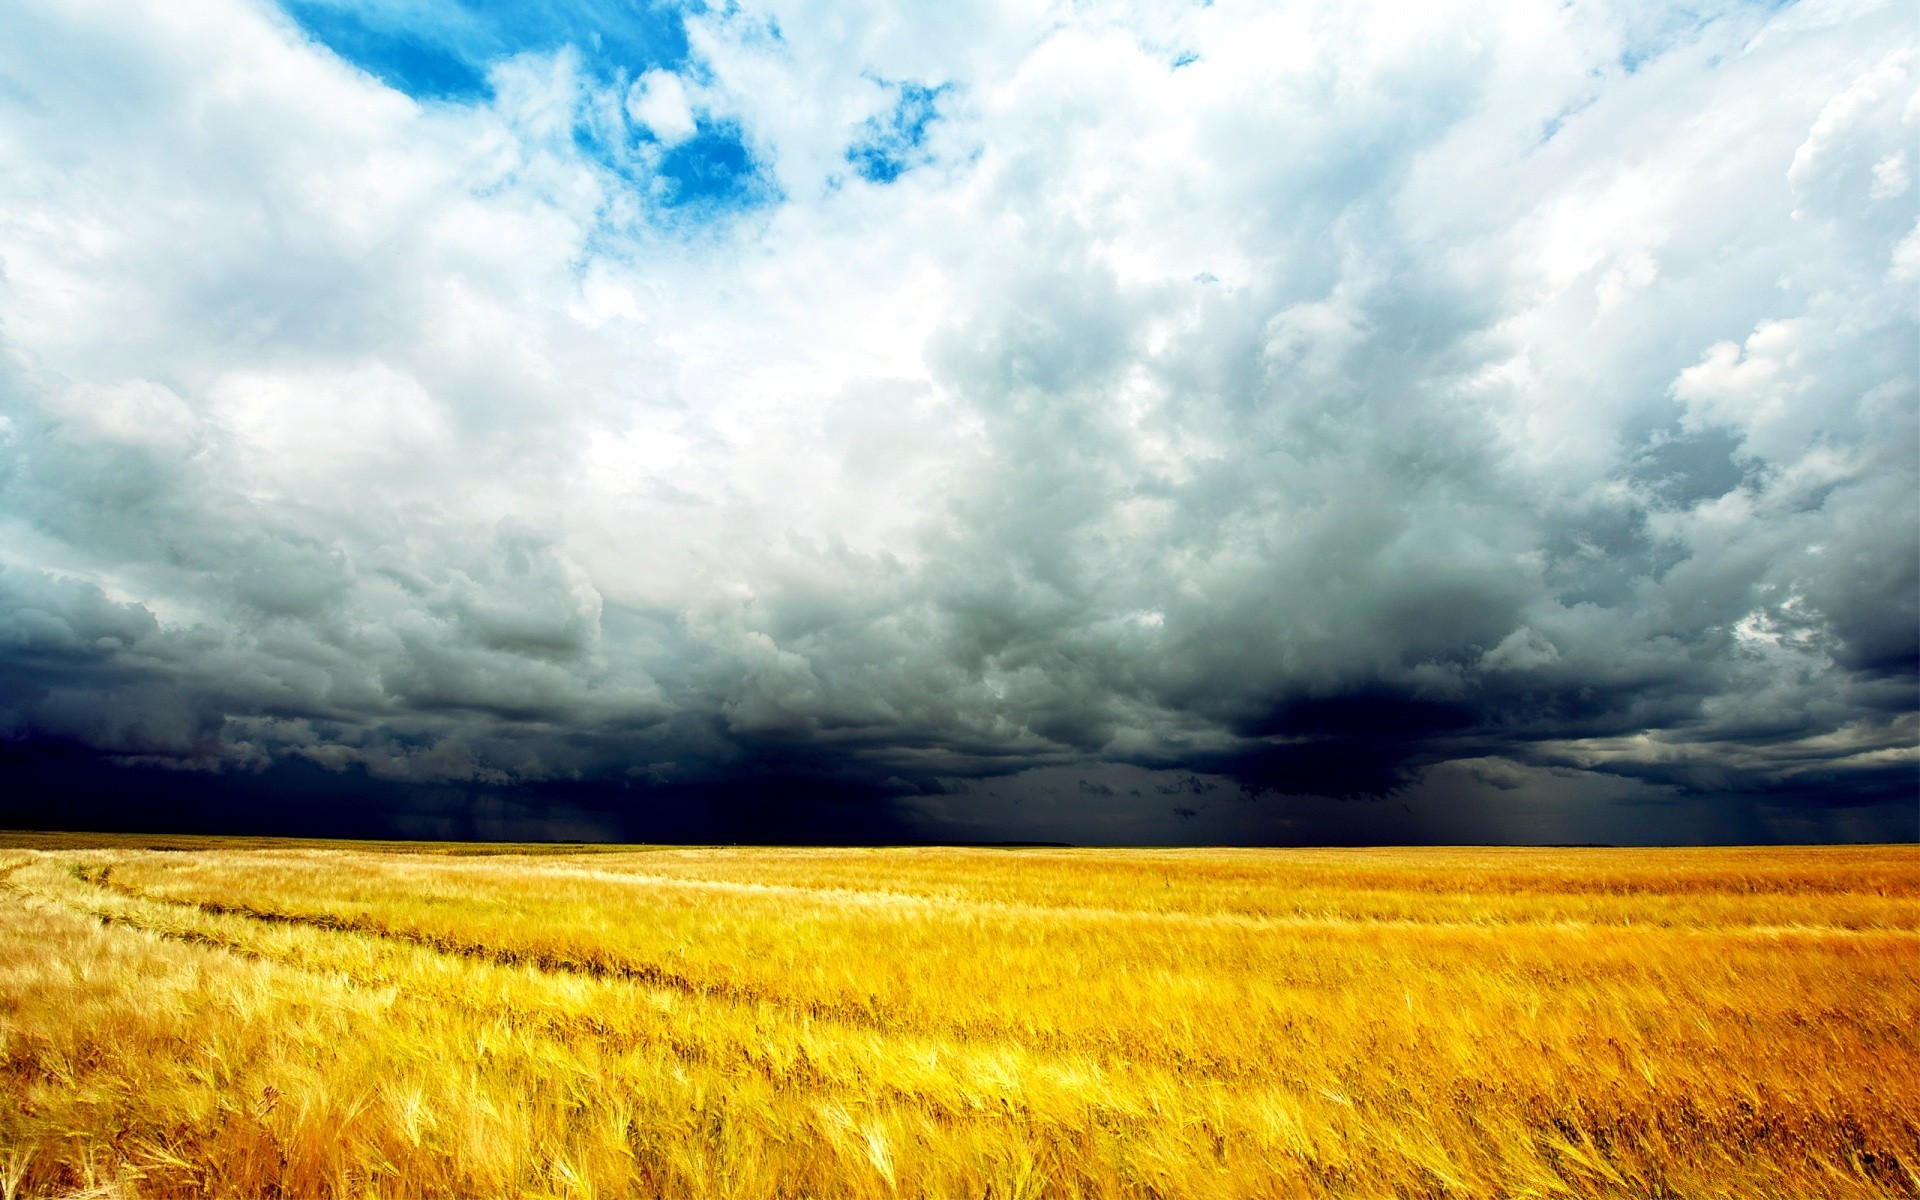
[40,864,914,1033]
[8,852,1915,1090]
[1,870,1310,1092]
[4,864,1250,1072]
[0,876,1020,1103]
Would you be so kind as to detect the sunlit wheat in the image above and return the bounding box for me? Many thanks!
[0,834,1914,1198]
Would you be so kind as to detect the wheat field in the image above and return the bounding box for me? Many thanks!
[0,834,1914,1199]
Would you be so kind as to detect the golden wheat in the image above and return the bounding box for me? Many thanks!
[0,834,1914,1198]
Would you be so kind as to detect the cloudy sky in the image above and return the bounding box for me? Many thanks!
[0,0,1913,843]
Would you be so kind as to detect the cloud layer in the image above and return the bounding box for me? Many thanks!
[0,0,1913,840]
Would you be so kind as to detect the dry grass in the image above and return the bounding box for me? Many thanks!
[0,835,1914,1198]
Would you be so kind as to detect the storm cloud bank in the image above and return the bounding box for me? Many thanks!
[0,0,1913,841]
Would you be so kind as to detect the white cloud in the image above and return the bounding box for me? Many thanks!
[626,68,697,145]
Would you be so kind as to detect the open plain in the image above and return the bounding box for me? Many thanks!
[0,835,1914,1198]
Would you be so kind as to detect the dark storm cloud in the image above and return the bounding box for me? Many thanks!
[0,0,1912,841]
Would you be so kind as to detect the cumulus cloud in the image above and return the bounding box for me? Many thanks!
[0,0,1912,840]
[627,69,697,145]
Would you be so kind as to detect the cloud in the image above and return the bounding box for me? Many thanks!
[0,0,1911,840]
[627,69,697,145]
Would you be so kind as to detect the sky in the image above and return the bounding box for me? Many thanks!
[0,0,1914,844]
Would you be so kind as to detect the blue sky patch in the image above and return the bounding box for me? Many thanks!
[284,2,490,100]
[280,0,691,102]
[280,0,776,220]
[1614,4,1732,76]
[655,122,771,211]
[846,81,948,184]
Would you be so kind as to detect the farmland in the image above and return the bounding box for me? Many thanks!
[0,835,1915,1198]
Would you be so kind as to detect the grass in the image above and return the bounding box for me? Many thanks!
[0,835,1914,1198]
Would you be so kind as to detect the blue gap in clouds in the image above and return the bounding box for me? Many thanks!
[655,120,769,210]
[279,0,692,102]
[1613,0,1791,76]
[283,1,489,100]
[281,1,773,217]
[1540,93,1597,143]
[847,81,949,184]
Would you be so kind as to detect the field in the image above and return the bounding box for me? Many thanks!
[0,835,1915,1198]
